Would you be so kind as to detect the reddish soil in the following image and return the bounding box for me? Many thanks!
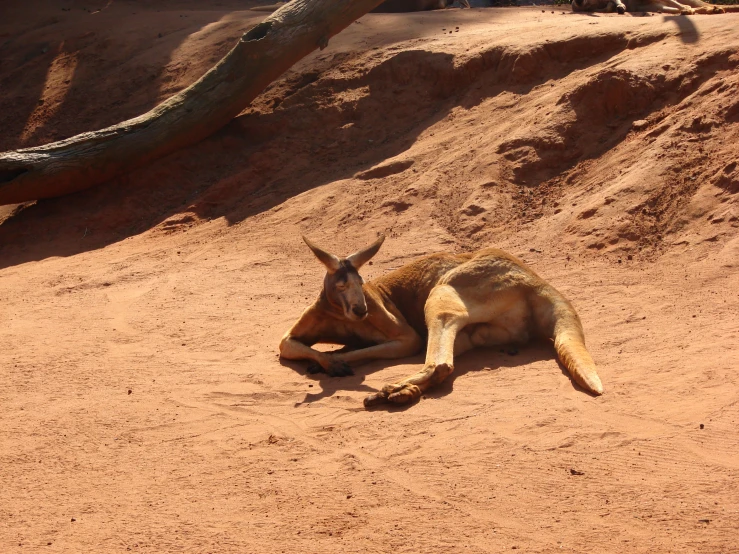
[1,2,738,552]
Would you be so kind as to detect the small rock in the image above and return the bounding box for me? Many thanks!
[632,119,649,131]
[570,468,585,476]
[699,423,704,429]
[506,347,519,356]
[127,389,132,395]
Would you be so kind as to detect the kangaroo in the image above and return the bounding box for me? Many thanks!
[571,0,737,15]
[279,235,604,408]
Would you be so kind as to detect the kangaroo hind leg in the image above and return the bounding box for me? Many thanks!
[364,285,469,407]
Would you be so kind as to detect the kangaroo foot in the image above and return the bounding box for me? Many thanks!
[364,383,422,408]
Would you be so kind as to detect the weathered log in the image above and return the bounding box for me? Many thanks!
[0,0,387,206]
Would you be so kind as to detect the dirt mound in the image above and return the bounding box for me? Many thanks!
[1,4,738,553]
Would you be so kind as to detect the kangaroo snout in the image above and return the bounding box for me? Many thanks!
[352,305,368,318]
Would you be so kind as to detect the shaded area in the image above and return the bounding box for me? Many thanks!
[0,2,259,152]
[0,28,650,270]
[663,14,699,44]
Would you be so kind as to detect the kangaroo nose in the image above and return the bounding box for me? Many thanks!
[352,305,367,318]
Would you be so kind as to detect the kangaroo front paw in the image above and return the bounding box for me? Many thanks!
[326,359,354,377]
[306,361,324,374]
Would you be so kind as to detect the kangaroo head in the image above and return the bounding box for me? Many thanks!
[303,234,385,321]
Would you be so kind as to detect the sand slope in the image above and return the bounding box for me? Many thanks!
[1,2,738,552]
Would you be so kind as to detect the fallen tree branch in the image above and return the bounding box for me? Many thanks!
[0,0,387,206]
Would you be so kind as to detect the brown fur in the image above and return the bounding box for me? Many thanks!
[571,0,737,15]
[279,235,604,408]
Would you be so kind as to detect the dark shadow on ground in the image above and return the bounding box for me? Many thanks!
[663,14,699,44]
[282,341,568,408]
[281,354,426,406]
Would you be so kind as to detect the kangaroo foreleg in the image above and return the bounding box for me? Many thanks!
[279,336,355,376]
[331,338,422,365]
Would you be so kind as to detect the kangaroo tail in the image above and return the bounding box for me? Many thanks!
[533,287,604,395]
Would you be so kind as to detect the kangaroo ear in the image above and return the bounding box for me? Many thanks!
[303,236,341,273]
[346,234,385,270]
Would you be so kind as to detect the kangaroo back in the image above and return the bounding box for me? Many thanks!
[532,287,604,395]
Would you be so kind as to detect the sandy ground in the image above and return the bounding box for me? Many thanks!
[1,1,738,552]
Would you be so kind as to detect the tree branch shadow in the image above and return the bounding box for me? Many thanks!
[0,16,638,270]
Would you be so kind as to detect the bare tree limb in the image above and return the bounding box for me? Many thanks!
[0,0,387,206]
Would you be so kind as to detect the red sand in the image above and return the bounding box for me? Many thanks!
[1,2,738,552]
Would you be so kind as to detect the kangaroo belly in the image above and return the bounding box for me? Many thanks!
[463,300,532,346]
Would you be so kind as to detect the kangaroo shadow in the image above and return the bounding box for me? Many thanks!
[283,340,588,410]
[281,354,426,406]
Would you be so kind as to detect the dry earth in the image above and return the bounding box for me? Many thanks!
[1,1,738,552]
